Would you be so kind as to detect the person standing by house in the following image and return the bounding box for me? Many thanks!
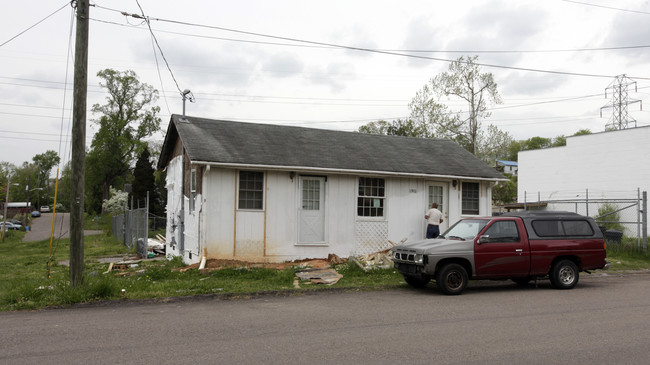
[425,202,444,239]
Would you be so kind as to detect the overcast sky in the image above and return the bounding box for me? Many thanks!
[2,0,650,169]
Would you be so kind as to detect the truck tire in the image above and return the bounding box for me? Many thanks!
[550,260,579,289]
[435,263,468,295]
[404,275,430,288]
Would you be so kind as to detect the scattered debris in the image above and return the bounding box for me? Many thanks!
[295,268,343,285]
[103,262,114,275]
[327,253,346,265]
[147,238,166,256]
[350,238,404,271]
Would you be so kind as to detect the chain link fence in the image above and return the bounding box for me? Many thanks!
[513,189,648,251]
[112,207,149,258]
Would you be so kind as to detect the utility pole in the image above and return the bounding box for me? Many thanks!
[70,0,89,287]
[600,74,642,130]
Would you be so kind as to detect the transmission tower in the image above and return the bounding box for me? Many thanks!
[600,74,642,130]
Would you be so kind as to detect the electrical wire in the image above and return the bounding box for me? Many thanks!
[134,0,184,99]
[560,0,650,15]
[0,2,70,48]
[90,16,650,55]
[103,9,642,80]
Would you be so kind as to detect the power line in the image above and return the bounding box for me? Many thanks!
[89,15,650,55]
[560,0,650,15]
[0,2,70,48]
[103,8,645,80]
[134,0,184,100]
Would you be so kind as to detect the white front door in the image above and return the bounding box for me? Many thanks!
[299,176,326,243]
[427,182,449,232]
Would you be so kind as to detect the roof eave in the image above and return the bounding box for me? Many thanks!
[190,160,508,182]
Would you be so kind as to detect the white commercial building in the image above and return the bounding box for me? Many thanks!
[518,126,649,237]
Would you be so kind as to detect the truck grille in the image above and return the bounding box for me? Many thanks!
[393,249,417,263]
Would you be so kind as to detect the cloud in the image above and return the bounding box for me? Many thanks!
[260,52,305,78]
[601,13,650,65]
[401,16,447,68]
[307,62,356,93]
[131,38,259,89]
[499,71,562,96]
[446,2,549,66]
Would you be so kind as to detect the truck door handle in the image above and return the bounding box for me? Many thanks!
[515,249,523,254]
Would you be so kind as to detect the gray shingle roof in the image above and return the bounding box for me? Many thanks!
[158,114,505,180]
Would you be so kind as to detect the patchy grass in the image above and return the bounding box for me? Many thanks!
[84,214,112,232]
[606,236,650,270]
[1,230,648,311]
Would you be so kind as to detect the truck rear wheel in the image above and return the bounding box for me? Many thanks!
[404,275,430,288]
[436,263,468,295]
[550,260,579,289]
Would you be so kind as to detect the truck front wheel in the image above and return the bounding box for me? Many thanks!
[436,263,468,295]
[550,260,579,289]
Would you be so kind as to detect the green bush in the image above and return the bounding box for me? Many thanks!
[596,203,625,231]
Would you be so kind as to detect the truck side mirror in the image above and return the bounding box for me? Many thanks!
[478,235,490,244]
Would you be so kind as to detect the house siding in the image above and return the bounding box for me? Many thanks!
[166,162,497,264]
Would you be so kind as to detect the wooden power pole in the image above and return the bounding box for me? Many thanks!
[70,0,89,287]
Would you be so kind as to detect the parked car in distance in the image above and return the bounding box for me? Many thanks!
[40,206,50,212]
[0,222,20,230]
[392,211,609,295]
[31,210,41,217]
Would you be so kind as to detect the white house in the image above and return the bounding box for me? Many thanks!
[496,160,518,175]
[157,115,506,264]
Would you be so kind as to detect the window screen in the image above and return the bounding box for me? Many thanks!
[238,171,264,210]
[357,177,385,217]
[461,182,480,215]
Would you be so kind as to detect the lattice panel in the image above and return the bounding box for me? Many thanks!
[354,221,390,255]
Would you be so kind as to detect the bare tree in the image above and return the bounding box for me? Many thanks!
[410,56,501,154]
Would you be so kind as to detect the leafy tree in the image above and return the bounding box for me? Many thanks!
[492,175,517,206]
[102,186,128,214]
[0,162,16,200]
[32,150,60,208]
[56,162,72,212]
[4,162,33,203]
[410,55,501,154]
[132,147,156,209]
[552,135,566,147]
[476,124,514,166]
[358,119,431,138]
[86,69,161,213]
[408,87,460,140]
[596,203,624,231]
[507,129,594,161]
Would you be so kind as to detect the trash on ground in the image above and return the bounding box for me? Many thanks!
[295,268,343,285]
[350,238,405,271]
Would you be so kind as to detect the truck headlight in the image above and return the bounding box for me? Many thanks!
[414,254,423,264]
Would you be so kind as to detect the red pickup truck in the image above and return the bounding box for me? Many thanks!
[392,211,610,295]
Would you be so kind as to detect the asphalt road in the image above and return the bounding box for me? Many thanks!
[1,272,649,364]
[23,213,102,242]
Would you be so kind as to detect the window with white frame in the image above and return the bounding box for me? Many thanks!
[238,171,264,210]
[357,177,385,217]
[461,182,480,215]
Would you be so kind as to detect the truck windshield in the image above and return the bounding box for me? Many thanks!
[441,219,489,240]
